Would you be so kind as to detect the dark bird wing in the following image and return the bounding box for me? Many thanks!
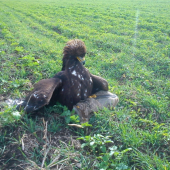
[17,78,62,113]
[90,74,108,93]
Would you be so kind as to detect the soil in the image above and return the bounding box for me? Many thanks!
[0,114,83,170]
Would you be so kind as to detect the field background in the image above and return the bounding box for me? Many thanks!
[0,0,170,169]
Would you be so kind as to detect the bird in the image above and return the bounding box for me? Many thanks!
[17,39,108,113]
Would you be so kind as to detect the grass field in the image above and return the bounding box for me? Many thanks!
[0,0,170,169]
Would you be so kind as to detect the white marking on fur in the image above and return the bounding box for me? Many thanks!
[72,70,77,76]
[33,93,38,98]
[90,77,92,82]
[62,88,64,91]
[69,66,74,69]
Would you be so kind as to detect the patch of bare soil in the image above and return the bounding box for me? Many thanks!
[0,115,83,170]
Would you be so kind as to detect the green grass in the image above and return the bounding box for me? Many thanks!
[0,0,170,169]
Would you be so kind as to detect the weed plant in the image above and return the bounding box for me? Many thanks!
[0,0,170,169]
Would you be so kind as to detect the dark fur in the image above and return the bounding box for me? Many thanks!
[17,39,108,112]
